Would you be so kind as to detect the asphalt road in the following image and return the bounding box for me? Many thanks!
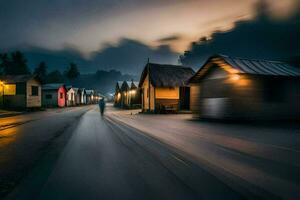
[1,105,300,200]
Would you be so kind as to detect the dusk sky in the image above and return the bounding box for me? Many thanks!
[1,0,299,57]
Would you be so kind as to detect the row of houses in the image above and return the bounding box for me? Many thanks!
[114,54,300,120]
[114,80,141,108]
[0,75,102,109]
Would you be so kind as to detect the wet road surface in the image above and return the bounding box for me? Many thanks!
[1,105,300,199]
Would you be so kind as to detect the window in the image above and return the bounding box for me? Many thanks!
[31,86,39,96]
[46,94,52,99]
[60,93,63,99]
[4,84,16,95]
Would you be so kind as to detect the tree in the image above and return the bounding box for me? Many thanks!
[64,62,80,80]
[34,61,47,83]
[46,70,64,83]
[0,53,9,75]
[4,51,30,75]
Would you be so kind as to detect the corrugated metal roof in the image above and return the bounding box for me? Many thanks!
[189,55,300,83]
[42,83,65,90]
[220,55,300,76]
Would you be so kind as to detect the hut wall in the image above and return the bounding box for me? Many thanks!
[58,86,66,107]
[199,68,300,120]
[231,76,300,120]
[4,83,26,108]
[67,89,75,106]
[190,84,201,113]
[26,79,41,108]
[129,89,141,107]
[142,74,155,111]
[42,90,58,107]
[198,67,232,119]
[75,94,81,105]
[155,87,179,99]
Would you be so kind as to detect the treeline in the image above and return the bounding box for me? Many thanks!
[0,51,80,83]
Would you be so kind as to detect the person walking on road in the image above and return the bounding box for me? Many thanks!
[99,98,106,116]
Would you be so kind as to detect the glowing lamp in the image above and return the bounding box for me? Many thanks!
[231,74,240,81]
[130,90,136,95]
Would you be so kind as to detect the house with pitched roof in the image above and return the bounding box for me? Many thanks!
[42,83,67,107]
[139,63,195,113]
[114,81,124,107]
[0,75,41,109]
[189,55,300,120]
[120,80,141,108]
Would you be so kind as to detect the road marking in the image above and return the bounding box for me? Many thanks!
[172,155,189,167]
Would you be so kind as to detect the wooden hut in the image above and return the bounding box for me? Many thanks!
[71,88,81,105]
[86,90,95,104]
[66,86,76,106]
[127,81,141,108]
[120,81,131,108]
[0,75,41,109]
[139,63,195,113]
[79,88,87,104]
[42,83,67,107]
[114,81,123,107]
[189,54,300,120]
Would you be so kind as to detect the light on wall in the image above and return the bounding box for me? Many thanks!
[231,74,240,81]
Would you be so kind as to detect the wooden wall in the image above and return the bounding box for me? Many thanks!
[26,79,41,108]
[196,66,300,120]
[141,74,155,111]
[190,84,201,114]
[155,87,179,99]
[42,90,58,107]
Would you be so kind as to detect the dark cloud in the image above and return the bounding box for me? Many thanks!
[179,4,300,67]
[14,38,178,75]
[157,35,182,43]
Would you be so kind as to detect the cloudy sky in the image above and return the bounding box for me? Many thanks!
[1,0,299,57]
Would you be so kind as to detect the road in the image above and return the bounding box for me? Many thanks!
[1,104,300,200]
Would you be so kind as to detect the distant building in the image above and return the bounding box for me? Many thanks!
[0,75,41,109]
[72,88,81,105]
[139,63,195,113]
[42,83,67,107]
[85,90,95,104]
[189,55,300,120]
[79,88,87,104]
[120,80,141,109]
[66,86,76,106]
[114,81,123,107]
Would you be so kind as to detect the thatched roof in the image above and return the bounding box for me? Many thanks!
[189,54,300,83]
[139,63,195,87]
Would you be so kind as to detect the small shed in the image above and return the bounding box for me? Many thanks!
[66,86,76,106]
[0,75,41,109]
[120,81,132,108]
[125,80,141,108]
[86,90,95,104]
[139,63,195,113]
[72,88,81,105]
[42,83,67,107]
[189,54,300,120]
[114,81,123,107]
[79,88,87,104]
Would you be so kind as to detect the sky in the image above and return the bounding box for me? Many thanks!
[0,0,298,57]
